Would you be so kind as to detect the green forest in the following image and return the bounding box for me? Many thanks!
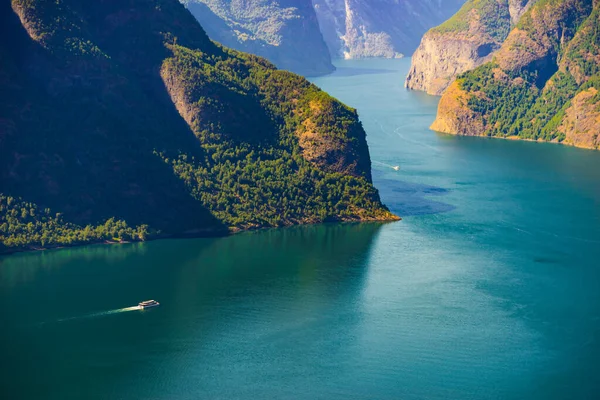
[0,196,150,251]
[453,0,600,142]
[0,0,395,254]
[154,44,389,229]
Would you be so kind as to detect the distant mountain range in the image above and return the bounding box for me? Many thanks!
[181,0,465,76]
[182,0,335,76]
[313,0,465,60]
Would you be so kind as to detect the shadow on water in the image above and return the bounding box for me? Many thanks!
[0,223,385,400]
[374,176,456,217]
[169,223,385,313]
[142,223,386,397]
[0,242,149,288]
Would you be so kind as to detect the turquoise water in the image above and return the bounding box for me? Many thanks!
[2,59,600,399]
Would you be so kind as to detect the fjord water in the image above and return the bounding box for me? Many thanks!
[2,59,600,399]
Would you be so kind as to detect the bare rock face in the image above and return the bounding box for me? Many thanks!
[405,32,497,96]
[429,80,485,135]
[560,88,600,150]
[182,0,335,76]
[405,0,536,96]
[508,0,533,23]
[312,0,464,59]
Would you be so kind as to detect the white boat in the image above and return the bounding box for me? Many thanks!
[138,300,160,309]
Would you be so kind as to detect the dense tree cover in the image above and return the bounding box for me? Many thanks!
[458,65,597,141]
[458,64,538,138]
[452,0,600,143]
[155,43,389,229]
[0,0,394,253]
[161,150,386,228]
[0,196,150,250]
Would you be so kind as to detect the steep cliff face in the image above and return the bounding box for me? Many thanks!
[431,0,600,150]
[0,0,396,253]
[312,0,464,59]
[181,0,334,76]
[406,0,536,95]
[559,87,600,149]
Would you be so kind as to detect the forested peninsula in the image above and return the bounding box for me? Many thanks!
[0,0,397,254]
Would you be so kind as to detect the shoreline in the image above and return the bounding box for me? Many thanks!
[434,130,600,151]
[0,216,400,257]
[0,229,229,257]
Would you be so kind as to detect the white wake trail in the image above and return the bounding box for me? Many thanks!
[90,306,142,317]
[374,119,393,137]
[394,126,439,152]
[54,305,142,323]
[372,160,400,171]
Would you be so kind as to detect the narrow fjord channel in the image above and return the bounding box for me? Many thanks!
[2,59,600,399]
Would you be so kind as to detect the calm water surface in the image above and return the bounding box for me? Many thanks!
[2,59,600,399]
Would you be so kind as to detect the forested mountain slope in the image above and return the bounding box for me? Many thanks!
[431,0,600,150]
[406,0,536,95]
[0,0,396,254]
[181,0,335,76]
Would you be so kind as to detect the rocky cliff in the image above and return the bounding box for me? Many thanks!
[0,0,396,253]
[312,0,464,59]
[181,0,334,76]
[406,0,536,95]
[431,0,599,150]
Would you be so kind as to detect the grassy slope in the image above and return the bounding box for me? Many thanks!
[431,0,512,41]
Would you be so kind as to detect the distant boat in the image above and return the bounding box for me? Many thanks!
[393,166,400,171]
[138,300,160,309]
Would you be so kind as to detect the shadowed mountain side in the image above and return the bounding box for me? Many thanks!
[1,0,396,253]
[0,2,223,234]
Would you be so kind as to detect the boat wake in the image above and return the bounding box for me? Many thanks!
[89,306,142,317]
[53,305,142,323]
[394,127,439,152]
[373,160,400,171]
